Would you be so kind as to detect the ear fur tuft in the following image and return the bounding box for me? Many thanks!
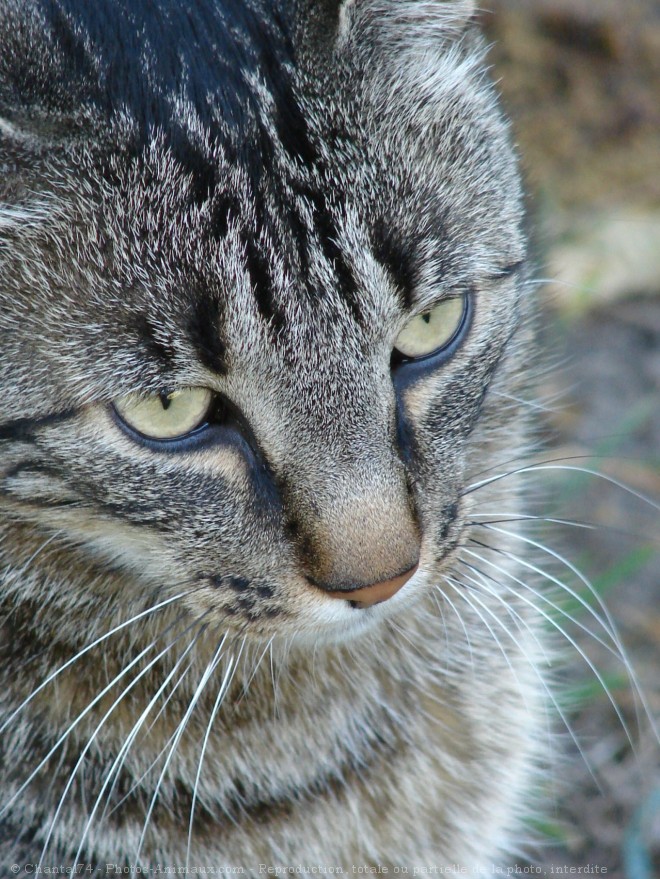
[335,0,483,120]
[338,0,476,46]
[0,117,25,140]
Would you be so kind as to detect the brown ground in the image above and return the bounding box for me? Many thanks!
[480,0,660,212]
[477,3,660,876]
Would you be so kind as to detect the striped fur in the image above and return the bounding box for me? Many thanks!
[0,1,545,872]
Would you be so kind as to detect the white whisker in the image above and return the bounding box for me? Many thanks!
[473,527,622,648]
[34,621,195,868]
[237,635,275,706]
[100,646,199,822]
[462,545,638,752]
[0,591,190,738]
[186,636,245,869]
[464,543,623,662]
[479,524,641,671]
[456,564,550,666]
[491,390,559,414]
[134,633,231,863]
[442,576,528,707]
[438,570,598,786]
[434,583,476,673]
[465,463,660,511]
[469,512,598,532]
[69,632,202,869]
[1,637,159,823]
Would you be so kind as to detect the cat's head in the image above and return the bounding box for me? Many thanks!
[0,0,528,645]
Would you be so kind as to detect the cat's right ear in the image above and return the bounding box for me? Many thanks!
[314,0,480,115]
[305,0,475,52]
[331,0,476,47]
[0,113,50,184]
[0,116,41,146]
[0,119,52,232]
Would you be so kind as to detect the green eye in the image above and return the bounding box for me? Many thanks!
[394,296,467,361]
[113,387,213,440]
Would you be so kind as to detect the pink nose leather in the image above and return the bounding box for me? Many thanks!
[324,564,419,608]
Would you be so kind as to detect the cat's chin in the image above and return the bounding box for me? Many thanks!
[291,573,427,649]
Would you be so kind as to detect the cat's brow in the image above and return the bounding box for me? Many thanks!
[184,298,228,375]
[370,222,420,309]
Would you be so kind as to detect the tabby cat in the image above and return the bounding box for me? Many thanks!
[0,0,546,872]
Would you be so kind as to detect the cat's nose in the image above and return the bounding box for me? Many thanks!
[313,562,419,608]
[281,442,421,594]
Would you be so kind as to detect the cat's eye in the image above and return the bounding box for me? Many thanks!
[113,387,213,440]
[394,295,468,361]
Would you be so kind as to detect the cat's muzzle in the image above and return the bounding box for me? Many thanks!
[315,563,419,609]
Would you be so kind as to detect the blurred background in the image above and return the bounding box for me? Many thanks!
[477,1,659,876]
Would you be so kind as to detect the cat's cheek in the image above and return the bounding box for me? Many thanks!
[12,408,262,591]
[178,566,426,645]
[183,506,470,645]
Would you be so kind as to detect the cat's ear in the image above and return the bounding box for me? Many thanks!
[0,116,41,146]
[0,119,51,232]
[0,110,88,164]
[327,1,481,114]
[335,0,476,48]
[0,114,50,182]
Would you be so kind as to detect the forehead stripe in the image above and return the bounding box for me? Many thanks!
[187,297,227,375]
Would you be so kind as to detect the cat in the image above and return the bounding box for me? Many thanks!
[0,0,550,872]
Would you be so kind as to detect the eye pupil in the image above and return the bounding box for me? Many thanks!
[113,387,213,442]
[393,294,469,362]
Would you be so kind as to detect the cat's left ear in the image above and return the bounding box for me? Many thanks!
[334,0,476,48]
[0,116,42,147]
[324,0,481,114]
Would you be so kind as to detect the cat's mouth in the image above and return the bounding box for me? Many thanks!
[311,563,419,609]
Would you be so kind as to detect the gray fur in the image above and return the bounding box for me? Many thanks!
[0,0,546,872]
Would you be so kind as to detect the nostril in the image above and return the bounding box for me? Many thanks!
[310,563,419,609]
